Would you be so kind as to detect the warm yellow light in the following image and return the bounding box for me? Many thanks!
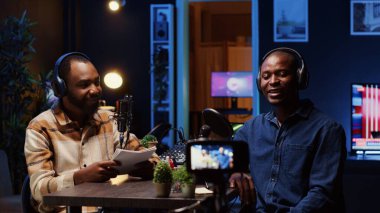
[104,72,123,89]
[108,0,120,11]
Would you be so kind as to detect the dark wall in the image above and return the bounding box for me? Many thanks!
[0,0,64,76]
[2,0,377,151]
[0,0,174,138]
[259,0,380,153]
[77,0,174,137]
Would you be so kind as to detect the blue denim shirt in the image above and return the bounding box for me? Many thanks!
[234,100,346,213]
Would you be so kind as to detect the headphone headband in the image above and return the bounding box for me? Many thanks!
[52,52,90,97]
[261,47,304,71]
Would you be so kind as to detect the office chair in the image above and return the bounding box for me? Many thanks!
[201,108,234,140]
[0,150,12,197]
[21,175,37,213]
[0,150,22,212]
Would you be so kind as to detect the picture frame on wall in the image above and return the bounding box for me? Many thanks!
[274,0,309,42]
[351,0,380,35]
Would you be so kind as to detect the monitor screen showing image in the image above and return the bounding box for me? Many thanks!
[190,144,234,170]
[211,71,253,98]
[352,83,380,153]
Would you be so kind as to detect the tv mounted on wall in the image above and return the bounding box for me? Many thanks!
[351,83,380,154]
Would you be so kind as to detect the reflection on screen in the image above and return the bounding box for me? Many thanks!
[190,145,234,170]
[211,72,253,97]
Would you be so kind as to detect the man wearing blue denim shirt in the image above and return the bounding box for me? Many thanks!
[229,47,347,213]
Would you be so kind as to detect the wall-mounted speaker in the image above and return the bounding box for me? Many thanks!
[154,21,168,41]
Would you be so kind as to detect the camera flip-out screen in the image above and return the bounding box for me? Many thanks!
[186,140,249,175]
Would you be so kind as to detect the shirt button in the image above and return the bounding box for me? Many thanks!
[83,164,87,167]
[82,142,84,146]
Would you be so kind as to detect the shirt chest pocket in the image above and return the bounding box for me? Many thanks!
[283,144,313,178]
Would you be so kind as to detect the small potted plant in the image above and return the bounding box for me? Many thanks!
[153,161,173,197]
[172,165,196,198]
[141,134,158,148]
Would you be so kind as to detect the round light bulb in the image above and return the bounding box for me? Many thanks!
[104,72,123,89]
[108,0,120,11]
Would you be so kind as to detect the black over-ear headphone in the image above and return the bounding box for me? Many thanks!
[52,52,90,97]
[256,47,309,93]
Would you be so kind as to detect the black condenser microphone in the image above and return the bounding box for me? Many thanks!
[115,95,133,148]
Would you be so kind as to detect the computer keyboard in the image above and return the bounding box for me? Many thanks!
[159,142,186,165]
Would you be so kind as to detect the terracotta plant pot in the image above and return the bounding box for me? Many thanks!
[154,182,172,197]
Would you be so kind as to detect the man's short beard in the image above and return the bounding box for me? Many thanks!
[67,92,98,116]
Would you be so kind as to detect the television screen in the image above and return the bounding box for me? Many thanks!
[352,83,380,153]
[211,71,253,97]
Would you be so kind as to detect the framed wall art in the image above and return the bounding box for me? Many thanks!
[274,0,309,42]
[351,0,380,35]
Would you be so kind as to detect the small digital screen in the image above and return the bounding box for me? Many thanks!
[211,72,253,97]
[190,144,234,170]
[352,83,380,153]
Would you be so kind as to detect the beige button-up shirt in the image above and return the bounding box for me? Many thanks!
[25,103,158,212]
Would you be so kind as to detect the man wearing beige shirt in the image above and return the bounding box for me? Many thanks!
[24,52,158,212]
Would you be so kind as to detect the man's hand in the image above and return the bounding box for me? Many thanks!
[229,172,256,207]
[128,160,154,180]
[74,160,120,185]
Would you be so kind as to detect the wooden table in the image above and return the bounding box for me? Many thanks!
[43,176,237,212]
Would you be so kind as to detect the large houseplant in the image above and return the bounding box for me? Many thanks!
[0,11,38,192]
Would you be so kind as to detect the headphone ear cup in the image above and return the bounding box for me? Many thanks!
[51,80,60,97]
[256,71,262,94]
[297,66,309,90]
[52,74,66,97]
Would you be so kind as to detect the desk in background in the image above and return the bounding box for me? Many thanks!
[344,155,380,213]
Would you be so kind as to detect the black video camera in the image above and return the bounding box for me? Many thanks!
[185,140,249,177]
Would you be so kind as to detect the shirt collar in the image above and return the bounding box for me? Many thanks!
[51,100,105,128]
[264,99,314,124]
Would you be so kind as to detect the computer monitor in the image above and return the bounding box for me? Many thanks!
[211,71,253,98]
[351,83,380,154]
[211,71,253,110]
